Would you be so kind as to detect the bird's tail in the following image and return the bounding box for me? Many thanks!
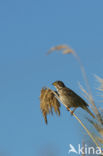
[83,107,95,119]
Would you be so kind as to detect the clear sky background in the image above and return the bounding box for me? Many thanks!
[0,0,103,156]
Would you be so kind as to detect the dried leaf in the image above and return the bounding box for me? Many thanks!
[87,118,103,136]
[62,48,74,54]
[95,75,103,91]
[47,45,73,55]
[96,136,103,144]
[78,82,92,105]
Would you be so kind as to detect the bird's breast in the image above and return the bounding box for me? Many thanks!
[58,89,75,107]
[59,94,72,106]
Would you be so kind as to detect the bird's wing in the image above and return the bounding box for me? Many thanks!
[63,87,88,107]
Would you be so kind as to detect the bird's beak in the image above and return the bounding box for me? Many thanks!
[52,82,56,86]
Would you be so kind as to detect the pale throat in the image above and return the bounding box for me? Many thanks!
[55,86,63,94]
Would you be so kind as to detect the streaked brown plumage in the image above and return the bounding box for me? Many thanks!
[52,81,95,118]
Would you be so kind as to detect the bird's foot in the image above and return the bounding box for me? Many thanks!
[67,107,77,116]
[67,107,70,112]
[70,111,74,116]
[70,108,77,116]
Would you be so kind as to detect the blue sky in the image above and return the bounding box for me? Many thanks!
[0,0,103,156]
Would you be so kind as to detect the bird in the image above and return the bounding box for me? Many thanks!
[52,80,95,118]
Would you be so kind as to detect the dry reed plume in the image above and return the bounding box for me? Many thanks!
[40,88,60,124]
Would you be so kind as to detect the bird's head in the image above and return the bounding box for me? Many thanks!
[52,81,65,90]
